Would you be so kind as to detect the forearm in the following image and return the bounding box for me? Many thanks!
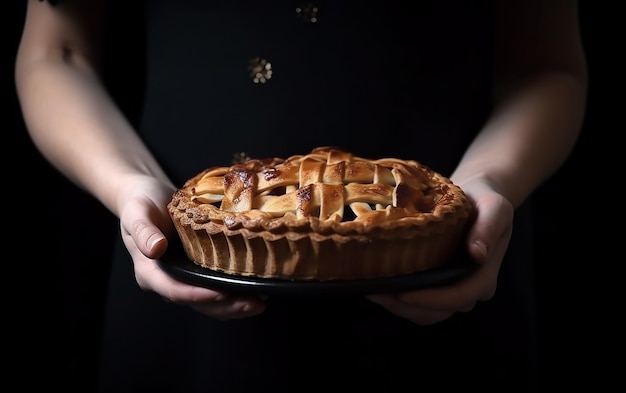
[451,70,587,208]
[16,56,172,216]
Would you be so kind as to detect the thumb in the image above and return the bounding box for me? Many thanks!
[465,192,513,265]
[120,197,171,259]
[127,218,169,259]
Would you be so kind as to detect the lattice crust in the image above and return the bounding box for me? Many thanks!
[174,146,468,232]
[168,147,474,279]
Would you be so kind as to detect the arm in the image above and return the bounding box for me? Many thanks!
[15,0,172,214]
[369,0,587,325]
[451,0,588,208]
[15,0,265,319]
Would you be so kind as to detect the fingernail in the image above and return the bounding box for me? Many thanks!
[149,235,164,250]
[473,239,488,260]
[243,303,261,313]
[214,294,227,301]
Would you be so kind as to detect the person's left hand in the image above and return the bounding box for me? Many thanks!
[367,178,514,325]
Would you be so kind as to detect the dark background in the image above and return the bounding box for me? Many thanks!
[6,1,613,390]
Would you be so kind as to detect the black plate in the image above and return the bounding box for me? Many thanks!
[158,243,477,297]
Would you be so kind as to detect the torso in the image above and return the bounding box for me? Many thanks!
[136,0,494,184]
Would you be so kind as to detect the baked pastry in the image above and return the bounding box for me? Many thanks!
[167,146,473,281]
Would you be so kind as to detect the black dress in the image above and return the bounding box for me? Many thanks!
[97,1,537,392]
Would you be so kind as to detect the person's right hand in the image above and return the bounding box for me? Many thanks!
[117,175,266,320]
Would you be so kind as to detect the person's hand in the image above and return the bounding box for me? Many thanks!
[367,177,513,325]
[117,175,266,320]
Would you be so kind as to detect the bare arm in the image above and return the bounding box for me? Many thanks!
[451,0,588,207]
[15,0,174,216]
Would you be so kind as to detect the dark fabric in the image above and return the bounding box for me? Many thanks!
[139,0,493,180]
[97,1,537,392]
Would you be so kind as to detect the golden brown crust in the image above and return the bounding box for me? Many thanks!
[168,146,473,280]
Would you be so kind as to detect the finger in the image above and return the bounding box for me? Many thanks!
[135,257,222,300]
[368,295,454,326]
[137,258,265,319]
[191,298,266,320]
[369,283,478,313]
[120,199,171,259]
[393,262,499,308]
[465,192,513,264]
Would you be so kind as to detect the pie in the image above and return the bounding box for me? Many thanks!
[167,146,473,281]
